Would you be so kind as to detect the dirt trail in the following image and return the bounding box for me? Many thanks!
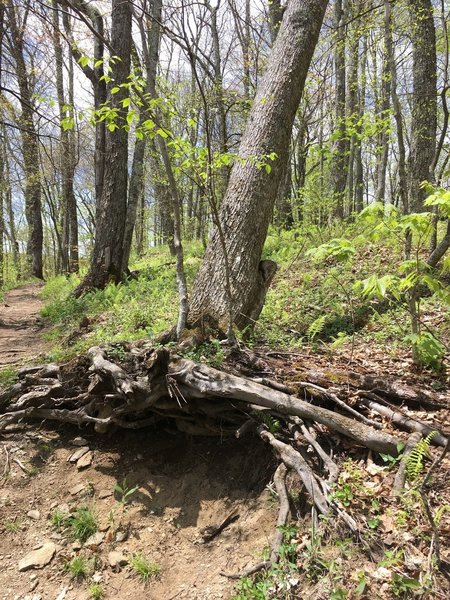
[0,282,49,367]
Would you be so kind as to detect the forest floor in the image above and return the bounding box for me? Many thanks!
[0,280,449,600]
[0,284,278,600]
[0,282,49,366]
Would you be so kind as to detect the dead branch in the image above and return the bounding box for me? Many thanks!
[359,395,448,447]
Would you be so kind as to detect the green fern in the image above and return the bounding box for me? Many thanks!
[257,412,281,435]
[307,315,326,342]
[406,432,436,483]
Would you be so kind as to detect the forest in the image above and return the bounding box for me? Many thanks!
[0,0,449,599]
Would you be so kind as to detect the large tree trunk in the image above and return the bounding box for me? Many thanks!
[407,0,437,212]
[75,0,132,293]
[188,0,328,332]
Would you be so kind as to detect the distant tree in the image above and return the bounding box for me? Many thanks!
[75,0,132,294]
[6,0,44,279]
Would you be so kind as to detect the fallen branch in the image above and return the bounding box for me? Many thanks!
[359,395,448,447]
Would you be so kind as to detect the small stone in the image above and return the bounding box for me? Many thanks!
[68,447,89,463]
[71,437,88,447]
[27,510,40,521]
[69,483,86,496]
[115,530,127,543]
[108,551,128,569]
[98,489,112,499]
[55,503,70,515]
[18,542,56,571]
[54,586,68,600]
[77,451,93,470]
[71,541,82,551]
[84,532,104,547]
[29,575,37,581]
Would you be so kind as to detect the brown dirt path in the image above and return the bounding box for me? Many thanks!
[0,282,49,367]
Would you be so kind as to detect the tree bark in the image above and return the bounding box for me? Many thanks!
[189,0,328,332]
[52,1,78,274]
[6,0,44,279]
[75,0,132,293]
[375,0,392,204]
[329,0,348,219]
[407,0,437,212]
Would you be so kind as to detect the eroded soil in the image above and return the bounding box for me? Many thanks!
[0,283,49,366]
[0,427,277,600]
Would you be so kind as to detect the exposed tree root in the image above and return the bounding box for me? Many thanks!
[1,340,448,574]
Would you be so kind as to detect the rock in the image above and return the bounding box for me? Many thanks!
[84,532,104,548]
[71,437,88,447]
[108,551,128,569]
[54,586,68,600]
[69,483,86,496]
[18,543,56,571]
[27,510,40,520]
[98,489,112,499]
[71,541,82,551]
[77,451,93,470]
[54,503,70,516]
[68,447,89,463]
[115,530,127,542]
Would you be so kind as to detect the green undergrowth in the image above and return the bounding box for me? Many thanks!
[38,219,449,367]
[40,249,201,360]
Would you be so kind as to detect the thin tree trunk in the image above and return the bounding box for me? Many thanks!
[354,33,367,213]
[61,0,106,210]
[375,0,392,204]
[389,1,408,213]
[329,0,348,219]
[7,1,44,279]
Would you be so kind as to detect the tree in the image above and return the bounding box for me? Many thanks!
[75,0,133,294]
[6,0,44,279]
[188,0,329,332]
[407,0,437,212]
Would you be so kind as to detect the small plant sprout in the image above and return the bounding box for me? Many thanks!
[129,552,161,584]
[89,583,104,600]
[64,555,91,579]
[68,507,98,542]
[4,519,21,533]
[114,478,139,506]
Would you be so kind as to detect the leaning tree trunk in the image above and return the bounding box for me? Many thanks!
[75,0,132,294]
[188,0,328,333]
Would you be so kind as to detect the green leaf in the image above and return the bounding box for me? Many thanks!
[111,87,120,94]
[78,55,89,68]
[156,128,168,138]
[142,119,155,130]
[121,97,131,108]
